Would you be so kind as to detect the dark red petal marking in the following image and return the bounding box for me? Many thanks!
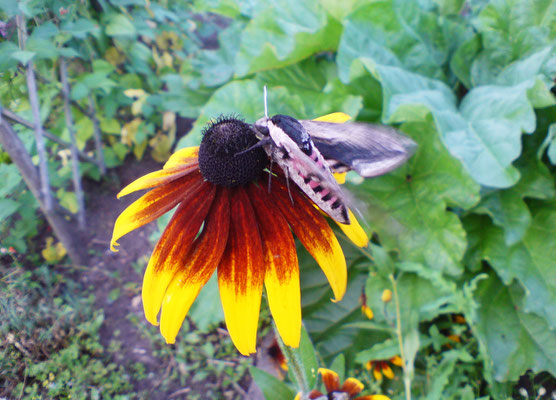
[182,187,231,284]
[151,180,216,273]
[218,187,265,294]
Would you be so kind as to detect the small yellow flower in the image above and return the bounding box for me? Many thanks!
[381,289,392,303]
[365,356,403,380]
[295,368,390,400]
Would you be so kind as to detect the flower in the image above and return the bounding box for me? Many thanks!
[296,368,390,400]
[111,114,368,355]
[365,356,403,380]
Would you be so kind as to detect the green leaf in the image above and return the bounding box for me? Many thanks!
[256,59,363,119]
[0,198,19,221]
[0,0,19,16]
[0,164,23,197]
[234,0,341,76]
[10,50,36,64]
[544,123,556,164]
[297,326,319,388]
[328,353,345,383]
[354,121,479,275]
[473,273,556,382]
[105,14,137,37]
[192,21,243,87]
[60,18,100,39]
[478,206,556,330]
[470,0,555,86]
[365,269,456,341]
[355,338,400,363]
[248,367,295,400]
[176,79,305,149]
[188,274,224,331]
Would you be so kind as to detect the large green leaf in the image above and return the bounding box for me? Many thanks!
[470,0,556,86]
[256,59,363,119]
[249,367,295,400]
[337,3,555,188]
[354,120,480,275]
[0,198,19,222]
[479,205,556,330]
[234,0,342,76]
[473,272,556,382]
[175,79,305,149]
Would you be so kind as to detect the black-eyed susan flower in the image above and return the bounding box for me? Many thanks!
[295,368,390,400]
[365,356,403,380]
[111,115,368,355]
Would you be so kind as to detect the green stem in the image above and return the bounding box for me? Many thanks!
[390,274,411,400]
[273,324,309,395]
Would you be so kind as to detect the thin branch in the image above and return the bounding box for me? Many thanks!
[0,108,98,164]
[60,58,86,229]
[16,14,53,211]
[88,94,106,175]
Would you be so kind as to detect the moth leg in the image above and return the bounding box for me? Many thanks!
[284,169,294,205]
[267,157,274,193]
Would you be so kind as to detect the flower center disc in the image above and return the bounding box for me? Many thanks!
[198,117,268,187]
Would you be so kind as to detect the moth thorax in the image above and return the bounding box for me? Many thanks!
[198,117,268,187]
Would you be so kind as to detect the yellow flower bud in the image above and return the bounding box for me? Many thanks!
[381,289,392,303]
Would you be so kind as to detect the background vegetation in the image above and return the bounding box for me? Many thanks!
[0,0,555,399]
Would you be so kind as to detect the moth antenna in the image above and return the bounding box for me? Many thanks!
[263,85,268,118]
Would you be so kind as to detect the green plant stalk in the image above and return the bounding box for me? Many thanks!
[390,274,411,400]
[273,323,309,395]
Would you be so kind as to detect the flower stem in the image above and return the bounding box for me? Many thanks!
[273,324,309,395]
[390,274,412,400]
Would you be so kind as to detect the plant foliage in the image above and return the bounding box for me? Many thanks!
[1,0,555,399]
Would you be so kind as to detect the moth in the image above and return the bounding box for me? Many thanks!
[250,88,417,225]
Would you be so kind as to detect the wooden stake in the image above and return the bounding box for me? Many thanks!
[16,15,53,212]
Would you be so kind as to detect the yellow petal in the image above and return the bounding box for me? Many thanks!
[218,188,265,356]
[337,209,369,248]
[390,355,403,367]
[382,364,394,379]
[373,367,382,381]
[164,146,199,169]
[111,172,203,252]
[341,377,364,396]
[117,164,198,198]
[159,279,205,343]
[159,188,230,343]
[141,182,216,324]
[247,185,301,347]
[318,368,340,392]
[361,305,374,320]
[272,179,347,302]
[334,172,347,184]
[313,112,351,123]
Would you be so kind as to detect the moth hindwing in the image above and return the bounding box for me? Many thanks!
[253,114,351,225]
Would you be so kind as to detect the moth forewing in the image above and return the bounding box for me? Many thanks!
[299,120,417,178]
[264,117,351,225]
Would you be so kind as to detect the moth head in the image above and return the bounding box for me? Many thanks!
[253,116,271,139]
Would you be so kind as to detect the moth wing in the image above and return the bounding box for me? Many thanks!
[299,120,417,177]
